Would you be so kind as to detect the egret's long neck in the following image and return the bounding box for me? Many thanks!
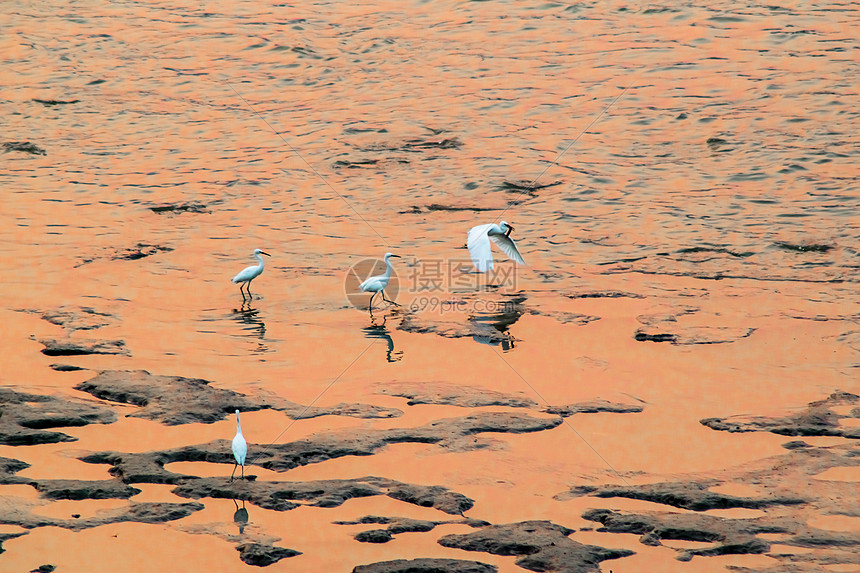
[254,253,266,269]
[236,415,243,436]
[384,258,394,278]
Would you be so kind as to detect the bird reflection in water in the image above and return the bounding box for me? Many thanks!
[232,300,268,352]
[232,498,249,535]
[363,314,403,363]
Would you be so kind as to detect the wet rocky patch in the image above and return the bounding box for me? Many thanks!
[377,382,643,419]
[438,520,634,572]
[236,542,301,566]
[634,326,756,345]
[774,241,833,253]
[565,290,644,299]
[172,476,474,515]
[75,369,402,425]
[0,388,116,445]
[19,305,116,332]
[557,393,860,567]
[500,179,563,194]
[701,391,860,438]
[149,202,209,214]
[3,141,47,155]
[34,337,129,356]
[353,559,498,573]
[32,98,80,106]
[80,411,563,483]
[335,514,489,543]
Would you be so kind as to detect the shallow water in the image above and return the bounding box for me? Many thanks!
[2,0,859,571]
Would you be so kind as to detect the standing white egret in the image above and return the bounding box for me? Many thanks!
[232,249,271,299]
[231,409,247,481]
[359,252,401,310]
[467,221,526,272]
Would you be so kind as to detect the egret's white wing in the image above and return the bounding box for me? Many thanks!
[232,264,259,283]
[232,434,247,465]
[467,224,496,272]
[489,233,526,266]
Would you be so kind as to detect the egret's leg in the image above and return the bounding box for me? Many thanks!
[368,291,376,311]
[381,290,400,306]
[247,280,253,299]
[240,464,245,480]
[230,463,237,481]
[239,283,248,300]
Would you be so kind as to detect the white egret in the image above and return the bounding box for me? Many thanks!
[231,409,247,481]
[232,249,271,298]
[467,221,526,272]
[359,252,401,310]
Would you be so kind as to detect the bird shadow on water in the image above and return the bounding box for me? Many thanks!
[232,498,249,535]
[363,314,404,363]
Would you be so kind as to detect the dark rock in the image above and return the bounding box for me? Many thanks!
[33,98,79,106]
[353,559,498,573]
[35,337,128,356]
[3,141,46,155]
[333,159,380,168]
[0,500,203,531]
[566,290,644,299]
[701,392,860,438]
[355,529,393,543]
[583,508,775,562]
[338,515,486,543]
[561,479,804,511]
[236,542,301,566]
[403,138,462,150]
[169,475,473,516]
[635,327,755,345]
[438,520,633,572]
[150,203,208,214]
[20,306,115,331]
[774,241,833,253]
[113,243,174,261]
[0,532,28,554]
[543,399,643,417]
[500,179,563,193]
[75,370,402,425]
[0,388,116,446]
[634,331,678,343]
[50,364,86,371]
[29,565,56,573]
[34,479,141,500]
[378,382,537,409]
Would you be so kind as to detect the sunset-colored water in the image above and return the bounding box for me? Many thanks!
[2,0,858,571]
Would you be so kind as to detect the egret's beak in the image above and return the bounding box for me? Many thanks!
[390,254,401,258]
[260,251,272,256]
[505,225,514,237]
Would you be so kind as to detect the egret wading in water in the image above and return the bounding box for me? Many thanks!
[231,409,247,481]
[232,249,271,299]
[359,252,401,311]
[467,221,526,272]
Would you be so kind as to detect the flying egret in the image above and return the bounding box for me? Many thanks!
[359,252,401,310]
[231,409,247,481]
[467,221,526,272]
[232,249,271,299]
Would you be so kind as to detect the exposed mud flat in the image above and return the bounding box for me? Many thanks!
[2,0,859,570]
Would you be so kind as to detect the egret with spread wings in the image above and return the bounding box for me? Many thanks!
[467,221,526,272]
